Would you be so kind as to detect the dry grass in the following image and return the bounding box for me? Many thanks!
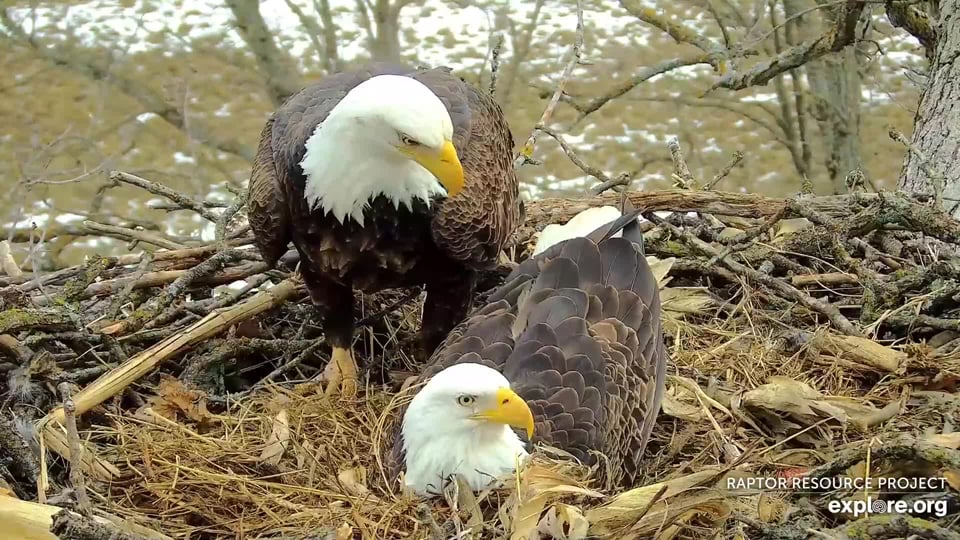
[3,190,960,539]
[69,289,960,539]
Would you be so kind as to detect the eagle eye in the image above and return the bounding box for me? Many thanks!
[400,134,420,146]
[456,395,475,406]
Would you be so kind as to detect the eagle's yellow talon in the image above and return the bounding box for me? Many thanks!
[323,346,358,399]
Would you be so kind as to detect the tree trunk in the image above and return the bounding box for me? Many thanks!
[225,0,303,107]
[897,0,960,217]
[316,0,341,73]
[807,46,865,193]
[802,0,867,194]
[368,0,407,62]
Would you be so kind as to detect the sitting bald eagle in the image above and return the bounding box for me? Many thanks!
[247,64,521,397]
[384,209,668,496]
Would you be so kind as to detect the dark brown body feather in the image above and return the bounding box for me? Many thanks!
[385,212,668,489]
[247,63,521,357]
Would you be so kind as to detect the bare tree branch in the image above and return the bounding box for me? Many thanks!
[628,95,790,148]
[514,0,584,169]
[618,0,729,62]
[283,0,327,67]
[709,0,868,91]
[355,0,421,61]
[0,9,256,161]
[499,0,546,105]
[767,0,811,179]
[537,125,625,188]
[315,0,342,73]
[225,0,304,106]
[884,0,937,59]
[573,54,720,121]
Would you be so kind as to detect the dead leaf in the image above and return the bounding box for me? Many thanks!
[827,397,899,430]
[145,376,212,426]
[944,470,960,491]
[0,477,16,499]
[645,256,676,286]
[537,504,589,540]
[337,466,369,497]
[669,375,733,417]
[820,334,906,373]
[661,391,704,422]
[502,459,599,540]
[660,287,714,315]
[925,432,960,449]
[335,522,352,540]
[742,376,848,423]
[718,227,744,242]
[511,492,547,540]
[602,494,730,538]
[258,409,290,466]
[585,468,722,527]
[453,475,484,530]
[772,218,813,243]
[757,493,786,523]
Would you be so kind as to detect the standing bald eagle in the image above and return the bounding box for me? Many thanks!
[385,209,668,496]
[247,64,521,397]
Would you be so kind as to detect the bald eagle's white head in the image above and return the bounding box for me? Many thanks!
[300,74,465,225]
[400,363,535,497]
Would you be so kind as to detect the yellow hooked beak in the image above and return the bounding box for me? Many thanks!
[400,139,465,197]
[471,387,535,439]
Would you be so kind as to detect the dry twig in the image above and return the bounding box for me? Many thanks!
[57,382,92,515]
[514,0,583,169]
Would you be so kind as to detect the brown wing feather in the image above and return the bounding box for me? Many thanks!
[247,115,290,267]
[411,68,522,268]
[385,213,668,490]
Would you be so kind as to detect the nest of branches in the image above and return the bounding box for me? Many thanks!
[1,165,960,540]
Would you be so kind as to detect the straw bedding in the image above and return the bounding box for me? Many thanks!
[2,179,960,539]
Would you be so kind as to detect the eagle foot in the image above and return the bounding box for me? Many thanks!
[323,346,359,399]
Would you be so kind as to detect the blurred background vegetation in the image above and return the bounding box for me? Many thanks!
[0,0,930,266]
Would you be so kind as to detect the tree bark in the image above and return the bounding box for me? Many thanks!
[803,0,868,194]
[316,0,342,73]
[807,46,865,193]
[896,0,960,217]
[225,0,304,106]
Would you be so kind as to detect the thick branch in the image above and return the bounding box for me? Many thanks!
[522,189,865,224]
[315,0,341,73]
[710,0,867,92]
[618,0,728,59]
[225,0,304,106]
[884,0,936,59]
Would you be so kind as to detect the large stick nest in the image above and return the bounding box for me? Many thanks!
[2,174,960,540]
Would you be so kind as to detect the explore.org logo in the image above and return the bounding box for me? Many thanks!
[827,497,949,518]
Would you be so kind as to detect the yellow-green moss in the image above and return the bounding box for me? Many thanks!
[59,255,110,302]
[0,308,68,334]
